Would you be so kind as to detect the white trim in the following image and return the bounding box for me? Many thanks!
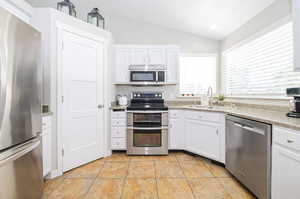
[48,169,63,179]
[0,0,33,23]
[56,22,111,176]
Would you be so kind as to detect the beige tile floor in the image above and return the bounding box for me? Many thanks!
[43,152,256,199]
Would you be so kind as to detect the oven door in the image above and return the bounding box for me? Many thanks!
[130,71,156,82]
[127,127,168,155]
[127,112,168,127]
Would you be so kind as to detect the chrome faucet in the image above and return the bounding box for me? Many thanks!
[207,86,213,107]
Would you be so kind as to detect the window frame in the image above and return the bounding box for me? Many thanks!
[177,53,219,98]
[221,16,294,100]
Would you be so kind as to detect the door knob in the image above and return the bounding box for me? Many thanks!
[98,105,104,109]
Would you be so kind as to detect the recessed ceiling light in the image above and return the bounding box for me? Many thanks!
[210,25,217,30]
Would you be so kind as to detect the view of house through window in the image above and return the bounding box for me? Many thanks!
[179,55,217,96]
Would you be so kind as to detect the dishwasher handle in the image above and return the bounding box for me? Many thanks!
[233,122,265,136]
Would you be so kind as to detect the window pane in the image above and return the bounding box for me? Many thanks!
[224,22,300,97]
[179,56,216,96]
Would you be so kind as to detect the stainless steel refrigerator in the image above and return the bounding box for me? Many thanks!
[0,7,43,199]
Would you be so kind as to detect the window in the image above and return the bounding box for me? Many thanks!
[223,22,300,97]
[179,55,217,96]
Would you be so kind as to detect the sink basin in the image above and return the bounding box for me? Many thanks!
[188,105,214,109]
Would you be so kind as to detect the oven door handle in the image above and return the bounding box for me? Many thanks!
[126,111,168,113]
[127,127,168,130]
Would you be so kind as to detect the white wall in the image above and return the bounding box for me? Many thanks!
[26,0,220,54]
[221,0,291,51]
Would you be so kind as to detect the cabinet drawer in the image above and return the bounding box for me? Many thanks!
[185,111,204,120]
[169,110,181,119]
[111,119,126,127]
[112,111,126,119]
[273,126,300,152]
[202,112,220,123]
[185,111,220,123]
[111,127,126,138]
[111,138,126,149]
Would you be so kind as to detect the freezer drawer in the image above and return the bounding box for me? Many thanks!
[0,138,43,199]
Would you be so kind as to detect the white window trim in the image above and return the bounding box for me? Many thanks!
[177,53,219,98]
[221,15,294,100]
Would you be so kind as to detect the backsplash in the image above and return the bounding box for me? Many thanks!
[114,85,178,100]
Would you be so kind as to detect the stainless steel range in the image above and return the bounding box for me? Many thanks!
[127,92,168,155]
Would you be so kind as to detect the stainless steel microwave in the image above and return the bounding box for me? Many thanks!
[129,65,166,83]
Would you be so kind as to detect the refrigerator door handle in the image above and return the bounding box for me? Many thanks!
[0,45,7,130]
[0,139,40,167]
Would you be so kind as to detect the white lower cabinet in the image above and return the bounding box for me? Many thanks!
[168,109,225,162]
[169,118,184,150]
[185,119,220,161]
[272,126,300,199]
[42,115,52,177]
[111,110,127,150]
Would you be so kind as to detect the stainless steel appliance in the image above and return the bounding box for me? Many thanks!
[129,65,166,85]
[127,92,168,155]
[0,7,43,199]
[226,115,271,199]
[287,87,300,118]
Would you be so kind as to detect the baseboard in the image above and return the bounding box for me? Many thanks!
[47,169,63,179]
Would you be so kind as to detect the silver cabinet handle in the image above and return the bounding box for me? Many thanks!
[0,139,40,166]
[287,140,294,143]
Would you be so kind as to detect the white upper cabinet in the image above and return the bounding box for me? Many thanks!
[148,48,166,65]
[114,45,180,84]
[131,48,148,65]
[115,48,131,83]
[166,48,179,83]
[293,0,300,71]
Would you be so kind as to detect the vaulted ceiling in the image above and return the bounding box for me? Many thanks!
[27,0,275,40]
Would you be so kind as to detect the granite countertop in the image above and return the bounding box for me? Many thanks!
[110,103,300,131]
[169,105,300,131]
[110,105,127,110]
[42,112,53,117]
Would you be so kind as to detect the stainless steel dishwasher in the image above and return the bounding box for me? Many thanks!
[226,115,271,199]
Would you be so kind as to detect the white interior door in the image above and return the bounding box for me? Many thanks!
[61,30,104,172]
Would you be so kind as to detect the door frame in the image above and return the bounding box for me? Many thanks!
[56,22,111,176]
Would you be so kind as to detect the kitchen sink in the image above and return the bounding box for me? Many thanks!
[188,105,214,109]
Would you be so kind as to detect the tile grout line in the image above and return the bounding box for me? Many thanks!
[119,155,131,199]
[154,160,160,199]
[176,155,199,199]
[82,159,107,199]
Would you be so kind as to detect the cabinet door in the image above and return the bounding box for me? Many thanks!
[272,144,300,199]
[115,48,131,83]
[169,118,184,149]
[185,119,220,160]
[166,48,179,83]
[42,128,51,177]
[131,48,148,65]
[148,48,165,65]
